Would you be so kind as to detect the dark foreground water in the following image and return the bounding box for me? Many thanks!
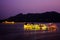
[0,23,60,40]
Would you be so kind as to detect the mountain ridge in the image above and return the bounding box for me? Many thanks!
[0,11,60,22]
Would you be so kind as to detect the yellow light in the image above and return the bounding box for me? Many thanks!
[2,21,15,24]
[41,24,47,30]
[12,21,15,24]
[24,24,40,30]
[33,24,40,30]
[24,23,57,32]
[24,24,32,30]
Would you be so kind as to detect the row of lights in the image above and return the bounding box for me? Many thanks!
[24,23,57,32]
[2,21,15,24]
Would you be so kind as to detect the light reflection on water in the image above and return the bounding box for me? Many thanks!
[0,23,60,40]
[0,23,60,32]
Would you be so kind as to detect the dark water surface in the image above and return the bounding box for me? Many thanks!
[0,23,60,40]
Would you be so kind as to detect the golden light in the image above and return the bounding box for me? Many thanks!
[24,24,40,30]
[24,23,57,32]
[24,24,47,30]
[24,24,32,30]
[32,24,40,30]
[41,24,47,30]
[11,21,15,24]
[2,21,15,24]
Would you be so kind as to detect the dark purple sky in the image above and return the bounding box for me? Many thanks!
[0,0,60,19]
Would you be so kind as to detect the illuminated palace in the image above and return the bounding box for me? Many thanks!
[24,23,57,32]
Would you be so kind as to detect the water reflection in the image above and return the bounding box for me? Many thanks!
[0,22,60,40]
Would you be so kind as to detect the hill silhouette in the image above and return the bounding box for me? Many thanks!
[1,11,60,22]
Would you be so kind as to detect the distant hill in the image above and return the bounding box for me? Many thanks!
[1,11,60,22]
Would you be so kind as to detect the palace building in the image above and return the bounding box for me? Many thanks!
[24,23,57,32]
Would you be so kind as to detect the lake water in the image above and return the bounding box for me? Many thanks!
[0,23,60,40]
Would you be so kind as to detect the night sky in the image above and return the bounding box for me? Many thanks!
[0,0,60,19]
